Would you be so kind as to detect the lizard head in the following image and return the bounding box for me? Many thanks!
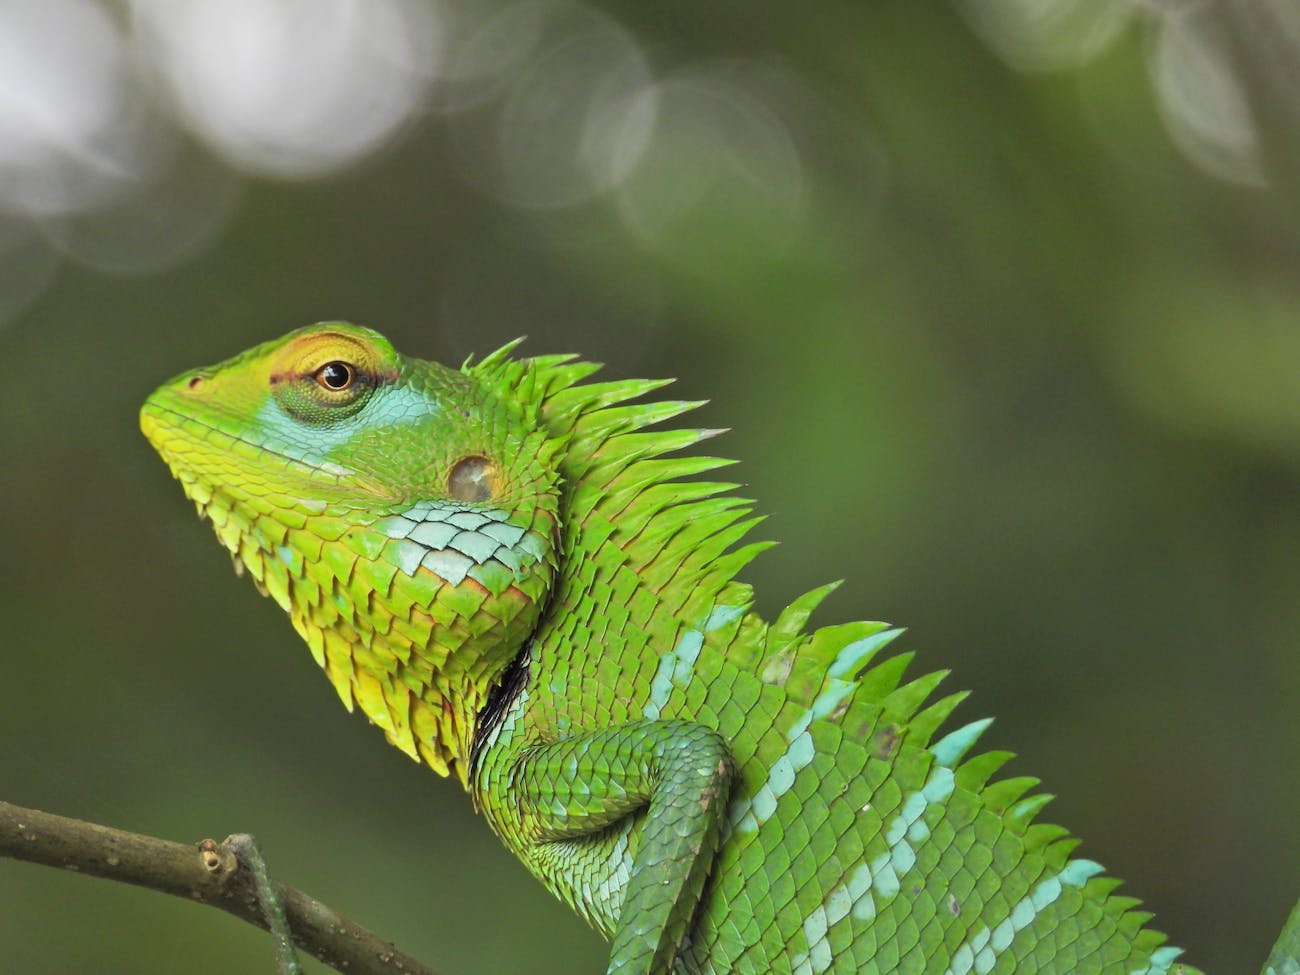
[141,322,562,784]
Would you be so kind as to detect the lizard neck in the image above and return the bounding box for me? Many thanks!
[231,497,556,788]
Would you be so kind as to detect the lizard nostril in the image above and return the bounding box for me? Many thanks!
[186,375,205,392]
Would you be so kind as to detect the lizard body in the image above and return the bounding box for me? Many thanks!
[141,323,1298,975]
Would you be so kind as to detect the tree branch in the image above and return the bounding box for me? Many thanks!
[0,798,441,975]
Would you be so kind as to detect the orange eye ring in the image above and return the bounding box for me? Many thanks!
[315,361,355,391]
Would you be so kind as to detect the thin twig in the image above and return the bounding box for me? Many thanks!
[225,833,303,975]
[0,798,440,975]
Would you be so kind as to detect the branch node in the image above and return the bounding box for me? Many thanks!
[0,799,442,975]
[198,837,238,876]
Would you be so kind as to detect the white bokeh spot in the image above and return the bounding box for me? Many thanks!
[0,0,158,215]
[133,0,441,178]
[1149,7,1266,187]
[613,65,807,268]
[450,1,653,208]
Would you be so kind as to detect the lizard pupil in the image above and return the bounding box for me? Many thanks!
[315,361,354,391]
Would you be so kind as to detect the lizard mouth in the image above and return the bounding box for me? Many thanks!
[140,402,257,534]
[141,400,325,479]
[140,398,391,508]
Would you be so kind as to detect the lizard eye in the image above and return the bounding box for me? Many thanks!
[270,334,384,423]
[315,361,355,391]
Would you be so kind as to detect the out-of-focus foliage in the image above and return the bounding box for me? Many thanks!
[1,2,1297,973]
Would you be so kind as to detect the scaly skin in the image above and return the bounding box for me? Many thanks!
[142,323,1297,975]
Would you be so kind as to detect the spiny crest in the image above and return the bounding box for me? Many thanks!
[470,344,1179,960]
[471,345,770,627]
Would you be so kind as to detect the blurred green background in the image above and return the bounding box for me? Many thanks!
[1,1,1298,973]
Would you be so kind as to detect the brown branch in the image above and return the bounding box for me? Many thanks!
[0,798,441,975]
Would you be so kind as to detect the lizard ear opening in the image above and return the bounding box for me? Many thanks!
[448,455,497,503]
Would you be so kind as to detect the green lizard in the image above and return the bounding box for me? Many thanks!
[141,322,1298,975]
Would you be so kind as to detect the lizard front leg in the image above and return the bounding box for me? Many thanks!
[509,720,735,975]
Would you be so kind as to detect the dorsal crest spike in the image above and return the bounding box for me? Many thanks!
[931,716,995,768]
[471,336,528,371]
